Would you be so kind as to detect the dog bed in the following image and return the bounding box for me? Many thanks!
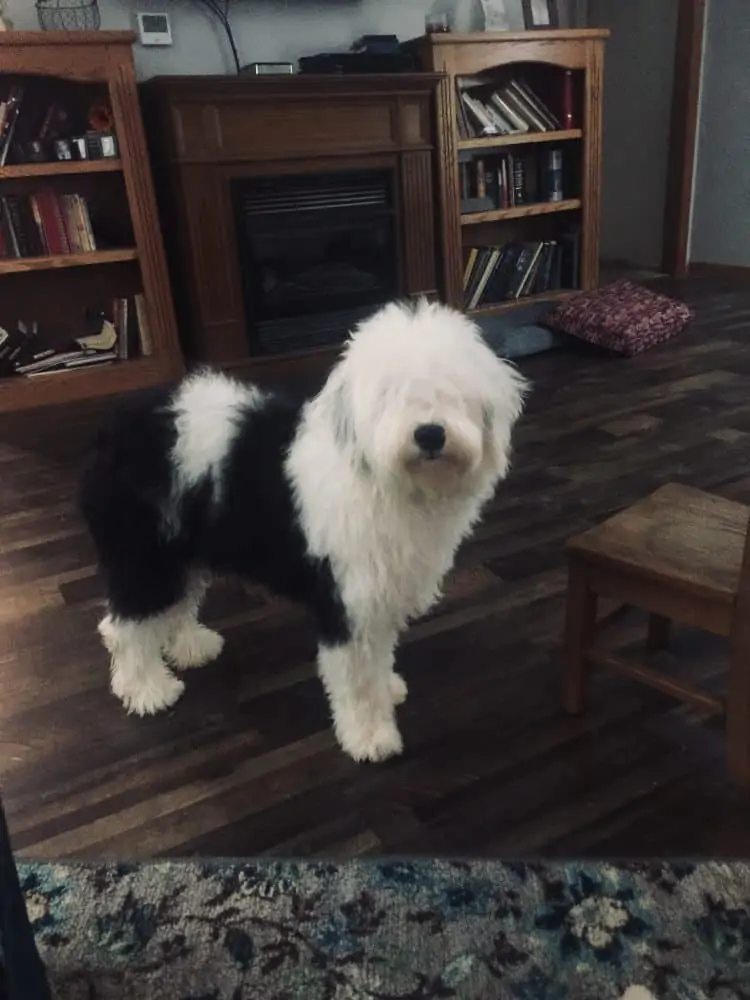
[542,279,693,356]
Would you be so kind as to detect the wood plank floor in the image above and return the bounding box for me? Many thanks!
[3,274,750,861]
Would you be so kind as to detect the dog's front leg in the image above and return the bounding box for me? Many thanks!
[317,629,404,763]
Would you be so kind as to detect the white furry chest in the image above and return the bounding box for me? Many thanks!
[346,504,452,618]
[302,469,475,629]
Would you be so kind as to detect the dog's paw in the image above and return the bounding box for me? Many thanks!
[111,662,185,716]
[337,716,403,763]
[388,671,408,706]
[166,624,224,670]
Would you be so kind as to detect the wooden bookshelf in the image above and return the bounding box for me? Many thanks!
[0,159,123,179]
[412,29,609,314]
[462,198,582,226]
[457,129,582,151]
[0,32,182,414]
[0,248,138,275]
[0,356,169,413]
[470,289,573,318]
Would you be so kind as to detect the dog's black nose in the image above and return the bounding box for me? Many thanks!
[414,423,446,454]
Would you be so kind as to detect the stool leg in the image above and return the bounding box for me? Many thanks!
[646,614,671,653]
[727,634,750,786]
[563,557,598,715]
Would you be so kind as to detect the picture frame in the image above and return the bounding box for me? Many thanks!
[53,139,73,161]
[522,0,560,29]
[480,0,511,31]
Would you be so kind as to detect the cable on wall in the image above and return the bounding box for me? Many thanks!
[193,0,242,74]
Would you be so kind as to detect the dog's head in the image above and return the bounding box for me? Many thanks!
[317,299,528,498]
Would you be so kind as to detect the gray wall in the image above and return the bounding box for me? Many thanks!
[586,0,678,269]
[690,0,750,266]
[6,0,574,78]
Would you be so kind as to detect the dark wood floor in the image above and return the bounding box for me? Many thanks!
[3,274,750,861]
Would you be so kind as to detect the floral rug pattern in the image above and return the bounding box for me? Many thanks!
[17,859,750,999]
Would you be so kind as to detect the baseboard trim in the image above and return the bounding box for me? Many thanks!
[689,262,750,282]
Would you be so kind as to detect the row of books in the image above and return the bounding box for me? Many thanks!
[460,148,566,213]
[0,190,97,259]
[463,234,581,311]
[456,74,573,140]
[0,294,152,378]
[0,84,23,167]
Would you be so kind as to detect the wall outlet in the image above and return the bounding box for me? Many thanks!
[136,12,173,46]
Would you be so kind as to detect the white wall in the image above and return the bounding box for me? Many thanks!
[6,0,573,78]
[690,0,750,266]
[586,0,678,270]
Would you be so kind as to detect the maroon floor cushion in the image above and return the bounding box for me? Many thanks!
[542,279,694,356]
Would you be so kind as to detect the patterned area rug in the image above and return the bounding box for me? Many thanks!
[18,859,750,999]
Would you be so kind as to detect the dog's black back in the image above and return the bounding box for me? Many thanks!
[79,382,349,643]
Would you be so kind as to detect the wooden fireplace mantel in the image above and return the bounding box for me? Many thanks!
[140,73,444,370]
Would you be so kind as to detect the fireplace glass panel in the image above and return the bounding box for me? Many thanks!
[233,170,398,355]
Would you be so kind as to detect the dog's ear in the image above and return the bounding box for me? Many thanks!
[482,360,528,478]
[328,379,357,451]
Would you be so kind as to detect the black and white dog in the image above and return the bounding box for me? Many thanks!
[80,300,526,761]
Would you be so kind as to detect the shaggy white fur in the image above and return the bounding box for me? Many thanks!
[171,373,264,502]
[85,299,527,762]
[286,299,527,760]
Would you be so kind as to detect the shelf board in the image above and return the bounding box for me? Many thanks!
[468,289,576,318]
[0,159,123,180]
[461,198,582,226]
[457,129,582,151]
[0,248,138,275]
[0,357,169,414]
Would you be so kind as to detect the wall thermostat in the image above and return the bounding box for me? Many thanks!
[136,12,173,46]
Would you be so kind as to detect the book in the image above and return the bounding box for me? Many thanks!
[467,247,502,310]
[562,70,575,129]
[0,320,39,373]
[462,232,581,309]
[461,92,499,135]
[460,148,568,214]
[512,155,525,206]
[463,247,479,290]
[490,93,530,133]
[455,74,565,140]
[22,351,117,376]
[134,294,153,357]
[0,85,23,167]
[112,297,125,359]
[0,190,98,259]
[495,87,544,132]
[545,149,564,202]
[514,80,561,130]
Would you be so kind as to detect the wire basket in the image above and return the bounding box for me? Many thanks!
[36,0,101,30]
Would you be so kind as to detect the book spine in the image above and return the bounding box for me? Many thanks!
[0,87,23,167]
[118,297,129,359]
[29,196,50,255]
[5,196,29,256]
[563,70,575,130]
[69,196,89,253]
[37,190,70,255]
[59,196,81,252]
[76,195,96,252]
[512,156,525,205]
[476,158,486,200]
[0,198,20,257]
[546,149,564,202]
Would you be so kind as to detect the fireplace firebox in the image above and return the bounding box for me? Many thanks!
[233,169,398,355]
[141,73,443,375]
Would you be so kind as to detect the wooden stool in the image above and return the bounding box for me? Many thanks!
[563,483,750,784]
